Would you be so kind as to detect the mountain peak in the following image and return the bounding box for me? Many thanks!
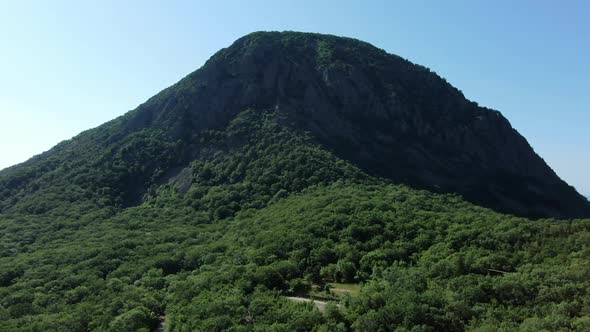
[2,31,589,219]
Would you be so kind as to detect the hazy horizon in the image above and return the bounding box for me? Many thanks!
[1,1,588,194]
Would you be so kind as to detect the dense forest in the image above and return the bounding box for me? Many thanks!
[1,32,589,331]
[1,110,589,331]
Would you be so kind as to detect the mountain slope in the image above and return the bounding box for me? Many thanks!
[1,110,589,331]
[1,31,588,219]
[1,30,590,331]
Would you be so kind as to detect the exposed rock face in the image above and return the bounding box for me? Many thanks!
[118,31,589,219]
[2,31,588,218]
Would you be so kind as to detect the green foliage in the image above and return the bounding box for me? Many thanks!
[0,109,589,331]
[109,306,156,332]
[0,120,182,215]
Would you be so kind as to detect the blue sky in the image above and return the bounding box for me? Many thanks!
[0,1,588,194]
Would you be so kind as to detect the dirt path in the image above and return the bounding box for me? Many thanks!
[286,296,340,313]
[331,288,354,294]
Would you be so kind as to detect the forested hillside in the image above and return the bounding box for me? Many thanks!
[1,110,589,331]
[1,32,589,331]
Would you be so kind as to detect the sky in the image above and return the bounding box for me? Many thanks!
[0,1,588,195]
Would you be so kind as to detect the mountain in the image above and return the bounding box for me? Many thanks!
[1,31,588,219]
[1,31,590,331]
